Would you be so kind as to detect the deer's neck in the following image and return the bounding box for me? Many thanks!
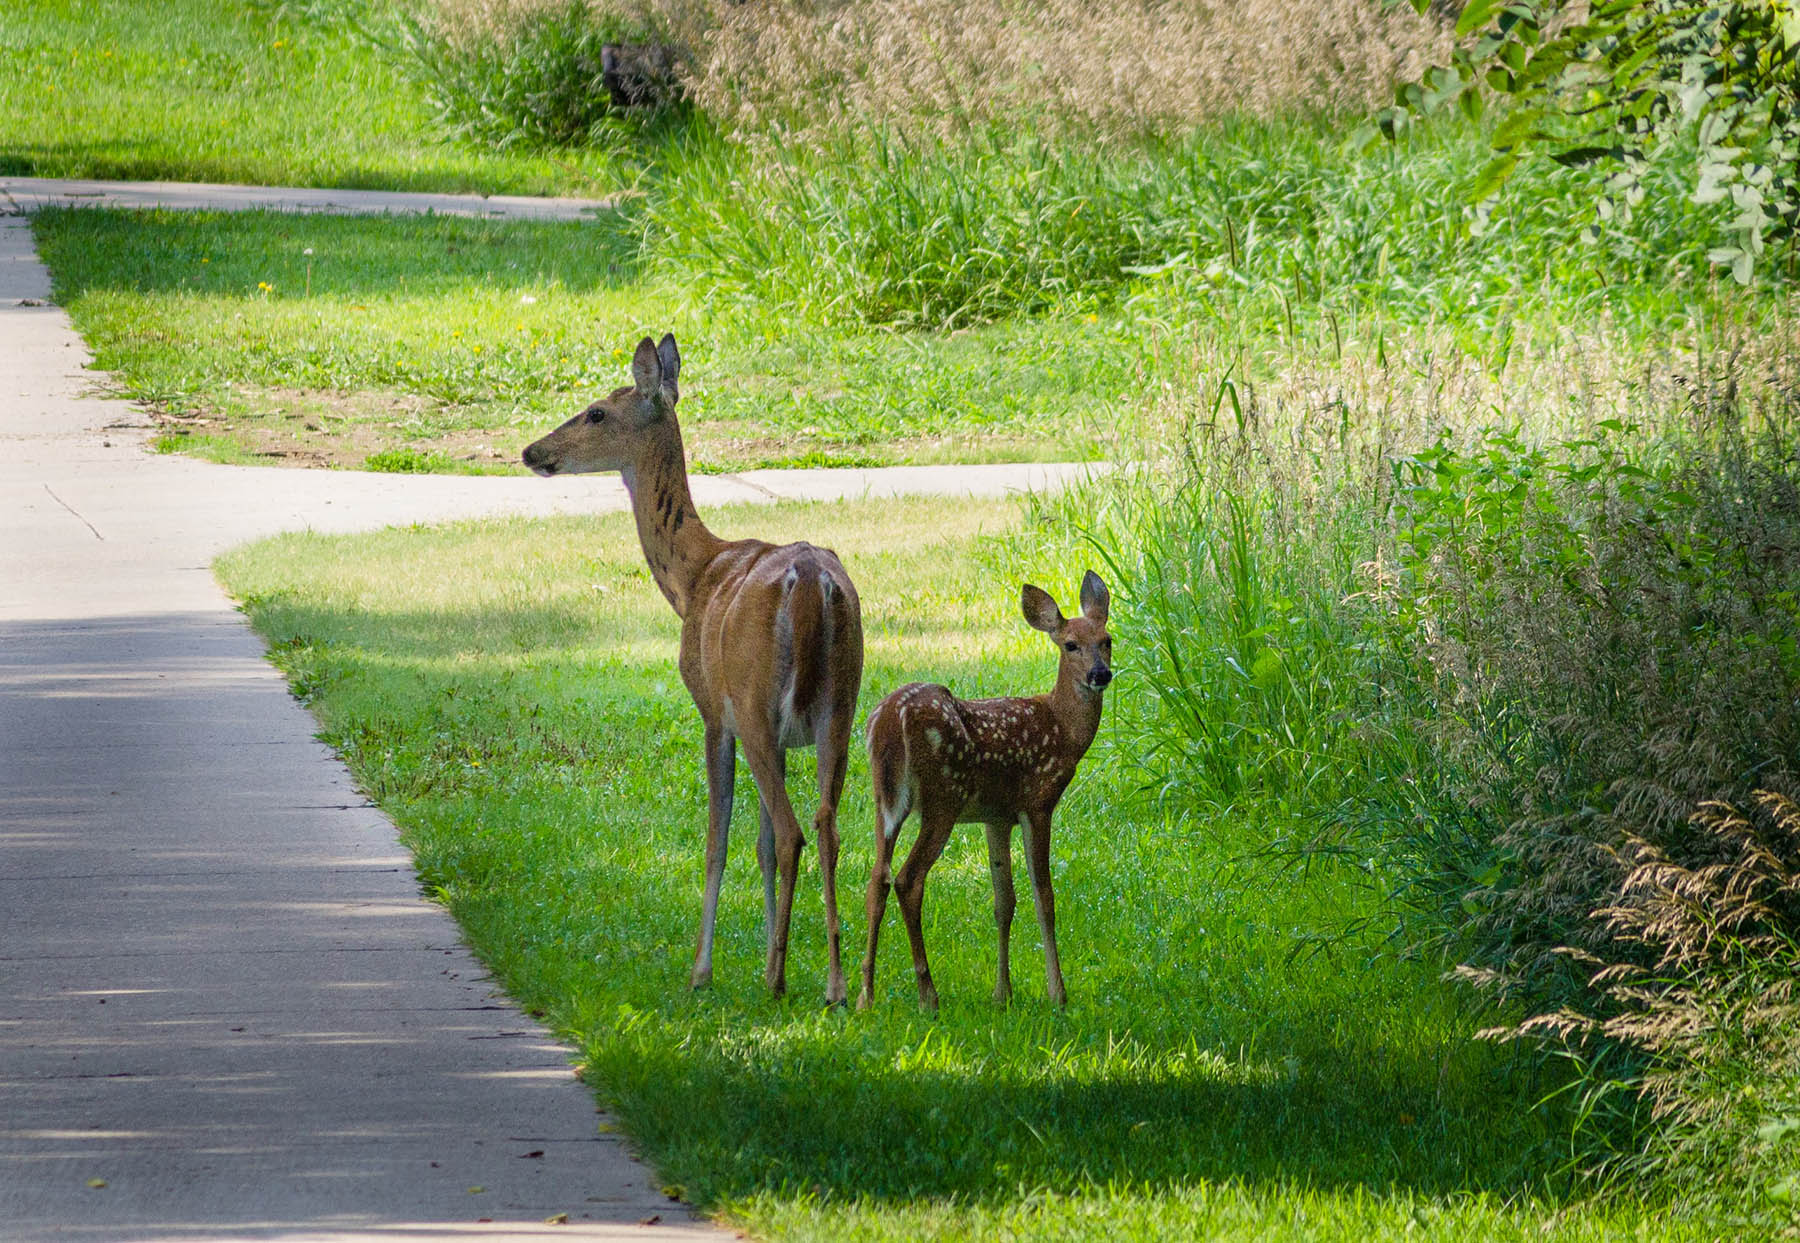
[620,420,723,618]
[1047,676,1105,763]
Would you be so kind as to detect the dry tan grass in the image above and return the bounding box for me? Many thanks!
[695,0,1452,137]
[417,0,1453,137]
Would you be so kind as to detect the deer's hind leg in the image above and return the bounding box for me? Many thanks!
[859,765,910,1010]
[814,711,853,1007]
[755,753,783,964]
[893,800,958,1013]
[737,729,804,999]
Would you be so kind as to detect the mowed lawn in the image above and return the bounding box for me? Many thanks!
[0,0,599,193]
[215,495,1704,1242]
[31,207,1122,472]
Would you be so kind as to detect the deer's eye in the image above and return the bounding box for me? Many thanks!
[587,407,605,423]
[1064,641,1079,652]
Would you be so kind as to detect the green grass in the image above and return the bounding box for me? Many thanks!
[31,207,1117,471]
[0,0,608,194]
[214,495,1711,1242]
[647,116,1734,336]
[27,106,1775,477]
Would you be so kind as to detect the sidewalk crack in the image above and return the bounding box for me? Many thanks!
[42,484,103,540]
[716,472,780,500]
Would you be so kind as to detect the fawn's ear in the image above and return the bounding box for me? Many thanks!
[656,333,681,403]
[1079,570,1110,624]
[1021,584,1064,633]
[630,336,662,398]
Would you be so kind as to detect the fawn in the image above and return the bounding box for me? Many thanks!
[859,571,1112,1011]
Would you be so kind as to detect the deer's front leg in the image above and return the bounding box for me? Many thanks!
[691,722,736,990]
[738,732,803,998]
[1021,808,1067,1007]
[984,820,1016,1006]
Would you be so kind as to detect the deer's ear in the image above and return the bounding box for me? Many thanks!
[1079,570,1110,624]
[656,333,680,403]
[630,336,662,396]
[1021,584,1064,633]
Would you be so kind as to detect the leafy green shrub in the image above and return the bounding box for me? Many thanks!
[392,1,678,149]
[1382,0,1800,283]
[1343,393,1800,1192]
[1385,413,1800,981]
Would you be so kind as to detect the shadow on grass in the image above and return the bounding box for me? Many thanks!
[29,200,645,300]
[589,1018,1561,1208]
[230,594,1575,1218]
[0,141,584,198]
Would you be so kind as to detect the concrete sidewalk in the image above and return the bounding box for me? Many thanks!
[1,177,613,220]
[0,202,1096,1240]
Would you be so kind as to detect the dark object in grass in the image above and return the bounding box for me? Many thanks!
[860,571,1112,1012]
[522,333,865,1005]
[601,43,682,111]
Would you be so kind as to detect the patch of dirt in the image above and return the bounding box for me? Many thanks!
[151,388,533,472]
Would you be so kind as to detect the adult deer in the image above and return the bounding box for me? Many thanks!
[859,571,1112,1012]
[522,334,864,1004]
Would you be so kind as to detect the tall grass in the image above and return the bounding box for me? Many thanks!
[411,0,1448,141]
[647,116,1732,332]
[1067,314,1800,1213]
[1082,390,1382,819]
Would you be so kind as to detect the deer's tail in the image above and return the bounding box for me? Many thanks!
[865,693,914,841]
[782,548,848,719]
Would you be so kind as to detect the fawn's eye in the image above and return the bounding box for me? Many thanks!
[1064,641,1078,652]
[587,407,605,423]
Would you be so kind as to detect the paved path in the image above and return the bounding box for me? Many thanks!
[1,177,612,219]
[0,191,1098,1240]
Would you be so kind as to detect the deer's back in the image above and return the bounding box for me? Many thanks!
[684,538,862,746]
[870,684,1073,823]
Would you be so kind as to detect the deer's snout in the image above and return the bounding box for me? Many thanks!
[1087,663,1112,690]
[522,439,558,476]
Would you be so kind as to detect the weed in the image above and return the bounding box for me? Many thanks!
[364,446,453,473]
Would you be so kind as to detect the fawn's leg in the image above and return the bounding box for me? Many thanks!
[984,820,1017,1005]
[894,804,957,1013]
[858,788,905,1010]
[1021,808,1067,1007]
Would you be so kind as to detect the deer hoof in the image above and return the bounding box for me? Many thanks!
[689,966,713,990]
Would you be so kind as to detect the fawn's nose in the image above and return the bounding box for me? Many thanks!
[522,441,556,474]
[1088,664,1112,689]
